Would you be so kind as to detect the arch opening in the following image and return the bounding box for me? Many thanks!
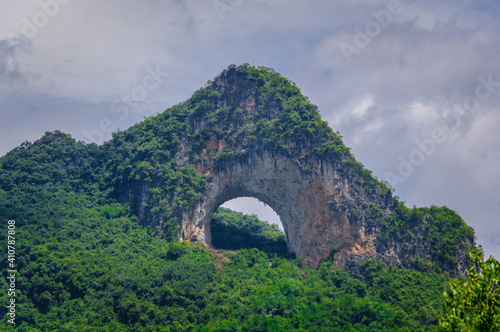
[183,150,345,265]
[209,196,294,258]
[222,197,284,231]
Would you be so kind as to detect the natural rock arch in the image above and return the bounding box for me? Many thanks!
[180,149,380,266]
[155,65,395,266]
[119,64,473,274]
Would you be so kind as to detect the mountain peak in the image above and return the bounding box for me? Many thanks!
[98,64,474,275]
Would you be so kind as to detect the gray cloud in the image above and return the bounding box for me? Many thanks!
[0,36,33,92]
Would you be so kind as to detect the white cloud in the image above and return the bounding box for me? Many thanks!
[406,102,440,129]
[352,95,375,119]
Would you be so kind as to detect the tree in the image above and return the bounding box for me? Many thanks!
[440,248,500,331]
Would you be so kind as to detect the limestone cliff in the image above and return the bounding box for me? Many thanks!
[110,64,474,276]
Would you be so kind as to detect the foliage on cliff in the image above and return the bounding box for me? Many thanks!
[366,201,475,274]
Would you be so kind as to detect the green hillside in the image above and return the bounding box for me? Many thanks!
[0,197,449,330]
[0,64,480,330]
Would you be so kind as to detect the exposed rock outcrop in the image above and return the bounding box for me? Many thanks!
[182,148,392,267]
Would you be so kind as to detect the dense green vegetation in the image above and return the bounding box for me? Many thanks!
[363,201,475,274]
[0,200,450,330]
[440,248,500,331]
[100,104,207,240]
[0,64,478,330]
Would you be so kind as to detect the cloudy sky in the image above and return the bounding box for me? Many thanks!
[1,0,499,259]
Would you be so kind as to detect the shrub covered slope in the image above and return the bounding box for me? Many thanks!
[0,64,476,330]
